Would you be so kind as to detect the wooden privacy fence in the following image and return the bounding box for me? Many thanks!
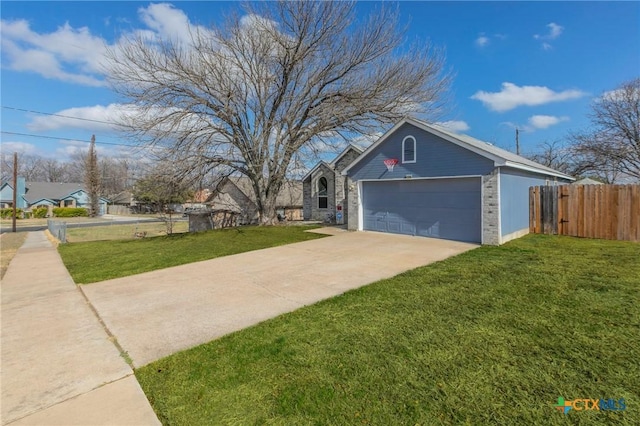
[529,184,640,242]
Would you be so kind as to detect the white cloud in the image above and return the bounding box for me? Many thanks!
[138,3,194,45]
[54,139,90,157]
[0,20,107,86]
[601,86,639,102]
[54,138,125,158]
[0,141,39,155]
[534,22,564,40]
[527,115,569,129]
[26,104,130,132]
[534,22,563,50]
[0,4,208,87]
[435,120,470,132]
[475,35,489,47]
[470,82,586,112]
[547,23,563,39]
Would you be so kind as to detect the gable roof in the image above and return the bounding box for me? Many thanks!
[342,117,575,180]
[302,161,333,182]
[302,145,364,182]
[330,144,363,167]
[24,182,85,204]
[208,176,303,208]
[573,177,604,185]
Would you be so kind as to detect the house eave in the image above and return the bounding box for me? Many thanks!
[501,161,575,180]
[329,144,363,167]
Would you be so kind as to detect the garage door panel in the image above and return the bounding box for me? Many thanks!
[362,178,481,243]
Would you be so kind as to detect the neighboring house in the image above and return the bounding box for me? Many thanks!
[108,190,137,215]
[302,144,363,223]
[303,117,574,245]
[0,179,108,215]
[0,177,27,209]
[205,176,303,223]
[573,177,604,185]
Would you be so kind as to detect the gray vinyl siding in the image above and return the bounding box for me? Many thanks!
[499,168,552,237]
[347,123,494,181]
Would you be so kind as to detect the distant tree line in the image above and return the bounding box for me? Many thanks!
[0,151,143,200]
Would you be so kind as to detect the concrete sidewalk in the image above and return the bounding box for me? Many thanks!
[84,230,477,367]
[0,232,159,425]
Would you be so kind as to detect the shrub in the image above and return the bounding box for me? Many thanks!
[52,207,88,217]
[32,207,49,218]
[0,208,22,219]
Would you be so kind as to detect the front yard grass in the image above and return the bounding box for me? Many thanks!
[0,232,27,279]
[136,235,640,425]
[58,225,324,284]
[65,221,188,242]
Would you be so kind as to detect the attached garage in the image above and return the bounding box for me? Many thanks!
[362,178,482,242]
[341,117,574,245]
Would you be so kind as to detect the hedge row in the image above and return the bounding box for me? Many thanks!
[0,208,23,219]
[32,207,49,218]
[52,207,89,217]
[1,207,89,218]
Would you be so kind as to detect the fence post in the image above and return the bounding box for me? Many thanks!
[529,187,536,234]
[47,219,67,243]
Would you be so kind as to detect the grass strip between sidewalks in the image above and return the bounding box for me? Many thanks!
[59,225,324,284]
[0,232,28,279]
[136,235,640,425]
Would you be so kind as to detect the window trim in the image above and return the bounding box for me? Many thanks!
[402,135,416,164]
[317,176,328,209]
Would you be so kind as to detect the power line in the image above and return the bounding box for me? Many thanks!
[2,105,125,127]
[0,131,137,147]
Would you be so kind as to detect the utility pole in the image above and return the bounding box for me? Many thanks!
[12,152,17,233]
[515,128,520,155]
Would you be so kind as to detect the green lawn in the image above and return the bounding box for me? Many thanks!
[0,232,27,278]
[65,221,189,242]
[59,225,324,284]
[136,235,640,425]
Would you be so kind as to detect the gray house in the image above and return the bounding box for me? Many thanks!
[205,176,303,223]
[302,144,362,223]
[304,117,574,245]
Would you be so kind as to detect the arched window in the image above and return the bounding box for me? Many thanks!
[402,135,416,163]
[318,177,328,209]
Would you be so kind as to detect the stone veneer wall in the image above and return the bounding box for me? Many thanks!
[308,165,336,221]
[333,149,362,225]
[302,180,312,220]
[481,169,500,245]
[346,177,359,231]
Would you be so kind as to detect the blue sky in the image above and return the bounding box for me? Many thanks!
[1,1,638,162]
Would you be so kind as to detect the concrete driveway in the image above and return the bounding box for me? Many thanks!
[83,229,478,367]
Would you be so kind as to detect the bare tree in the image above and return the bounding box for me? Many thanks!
[41,158,66,182]
[570,78,640,181]
[1,153,46,182]
[84,135,101,216]
[525,140,577,175]
[99,157,138,200]
[105,1,450,224]
[133,170,193,235]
